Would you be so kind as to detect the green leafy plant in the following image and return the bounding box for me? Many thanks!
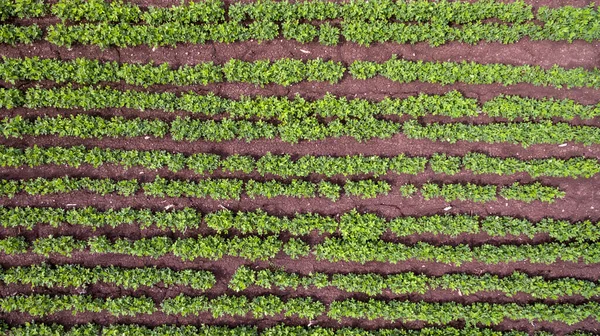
[1,264,215,290]
[229,266,600,299]
[3,323,576,336]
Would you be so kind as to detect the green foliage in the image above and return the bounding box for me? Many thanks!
[0,176,139,198]
[318,181,341,201]
[0,115,168,139]
[483,94,600,121]
[5,56,600,89]
[222,58,344,86]
[0,205,201,231]
[338,209,387,240]
[245,179,317,199]
[430,153,462,175]
[44,21,282,48]
[399,184,417,197]
[403,119,600,147]
[318,22,339,45]
[142,176,243,200]
[160,294,325,319]
[461,152,600,178]
[51,0,225,24]
[0,294,155,317]
[228,0,533,23]
[344,180,391,199]
[351,56,600,89]
[0,236,28,254]
[5,86,597,122]
[536,4,600,43]
[4,206,598,242]
[247,20,280,42]
[204,209,338,235]
[5,145,592,179]
[342,21,540,46]
[3,234,600,264]
[0,175,394,201]
[282,20,318,43]
[283,238,310,259]
[0,0,47,20]
[328,299,600,325]
[314,238,600,265]
[421,182,564,203]
[230,266,600,299]
[0,114,397,143]
[5,293,597,325]
[1,264,215,290]
[6,323,100,336]
[6,322,572,336]
[3,234,282,261]
[5,1,600,47]
[499,182,566,203]
[102,324,256,336]
[0,57,224,87]
[0,24,43,44]
[51,0,142,22]
[421,182,498,203]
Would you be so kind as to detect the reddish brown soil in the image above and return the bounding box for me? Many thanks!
[2,1,600,334]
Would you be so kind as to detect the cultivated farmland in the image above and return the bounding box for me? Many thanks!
[0,0,600,335]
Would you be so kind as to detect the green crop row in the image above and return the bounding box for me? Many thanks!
[0,114,400,143]
[0,176,391,201]
[350,56,600,89]
[43,21,336,48]
[0,294,156,317]
[3,56,600,89]
[0,293,324,319]
[205,209,597,242]
[1,235,600,265]
[0,24,42,44]
[227,0,534,23]
[341,20,600,46]
[162,294,325,319]
[46,0,533,24]
[51,0,225,24]
[421,182,565,203]
[0,144,427,177]
[328,299,599,325]
[7,20,600,47]
[403,120,600,147]
[0,206,204,231]
[2,206,597,243]
[4,86,600,121]
[3,114,600,146]
[1,263,215,290]
[2,322,575,336]
[230,265,600,299]
[0,175,564,203]
[0,176,142,197]
[2,145,598,179]
[0,0,46,20]
[3,87,477,119]
[0,57,344,87]
[5,1,600,46]
[6,0,596,28]
[0,235,285,261]
[0,293,598,325]
[315,238,600,265]
[3,0,532,24]
[3,6,599,47]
